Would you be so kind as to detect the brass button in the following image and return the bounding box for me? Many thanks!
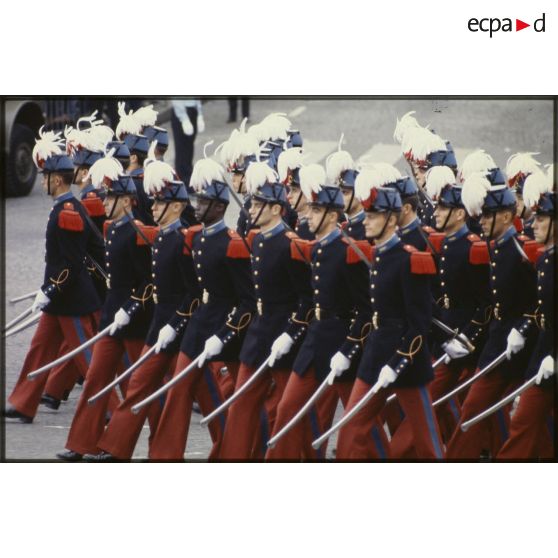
[314,289,319,294]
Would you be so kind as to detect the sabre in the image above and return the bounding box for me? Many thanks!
[200,356,271,426]
[3,305,35,333]
[9,290,39,304]
[312,378,383,450]
[461,375,537,432]
[337,226,373,269]
[131,353,203,414]
[4,312,41,338]
[433,351,508,408]
[87,345,158,405]
[431,318,475,353]
[26,324,113,380]
[267,376,331,449]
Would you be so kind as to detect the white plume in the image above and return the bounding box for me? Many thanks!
[277,147,304,182]
[245,161,279,195]
[133,104,158,128]
[32,126,64,168]
[145,140,159,169]
[220,126,259,170]
[86,150,124,188]
[299,164,326,200]
[393,110,421,143]
[402,127,446,161]
[88,124,114,148]
[461,172,491,217]
[115,102,142,139]
[505,152,541,182]
[459,149,497,181]
[64,125,90,155]
[355,163,402,202]
[76,110,103,131]
[190,157,226,193]
[325,133,354,183]
[523,171,551,209]
[425,165,456,200]
[260,112,292,141]
[144,160,175,194]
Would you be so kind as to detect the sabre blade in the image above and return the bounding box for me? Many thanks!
[3,306,35,333]
[4,312,41,338]
[87,346,158,405]
[9,290,39,304]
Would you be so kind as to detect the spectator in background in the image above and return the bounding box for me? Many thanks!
[227,97,250,123]
[170,99,205,186]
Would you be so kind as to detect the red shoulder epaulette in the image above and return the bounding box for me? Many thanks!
[536,246,546,260]
[103,220,113,239]
[427,232,445,254]
[466,233,482,243]
[290,237,314,262]
[513,215,523,233]
[59,203,84,232]
[422,225,436,234]
[469,241,490,265]
[182,224,203,254]
[226,230,251,258]
[81,196,105,217]
[404,245,436,274]
[517,236,542,264]
[345,239,373,264]
[136,222,160,246]
[246,228,260,250]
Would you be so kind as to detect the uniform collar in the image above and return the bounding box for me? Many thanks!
[260,220,285,239]
[80,184,96,197]
[53,191,74,206]
[129,167,144,177]
[376,233,401,254]
[445,224,469,243]
[113,213,133,228]
[347,210,365,225]
[161,219,182,235]
[317,227,341,247]
[495,226,516,246]
[398,216,420,236]
[203,219,227,237]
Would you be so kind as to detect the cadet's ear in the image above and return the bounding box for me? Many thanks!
[130,153,138,165]
[456,208,467,222]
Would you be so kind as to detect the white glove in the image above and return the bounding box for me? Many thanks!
[154,324,178,354]
[505,327,526,360]
[196,113,206,134]
[198,334,224,367]
[109,308,131,335]
[268,333,294,367]
[181,117,194,136]
[31,290,50,313]
[442,338,470,363]
[535,355,555,385]
[327,351,351,385]
[377,364,397,389]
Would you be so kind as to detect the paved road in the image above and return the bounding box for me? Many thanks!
[3,98,554,460]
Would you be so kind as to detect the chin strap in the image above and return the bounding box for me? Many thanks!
[346,189,355,215]
[108,195,121,220]
[156,201,171,225]
[250,200,267,228]
[314,205,332,237]
[293,190,303,212]
[200,199,214,224]
[544,218,554,245]
[439,207,454,233]
[372,211,392,241]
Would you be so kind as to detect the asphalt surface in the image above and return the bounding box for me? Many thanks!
[3,98,554,460]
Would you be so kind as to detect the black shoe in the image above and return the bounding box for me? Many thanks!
[40,394,61,410]
[83,451,119,462]
[76,376,84,386]
[56,450,83,462]
[61,389,71,401]
[3,407,33,423]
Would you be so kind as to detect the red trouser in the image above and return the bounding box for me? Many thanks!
[497,384,555,459]
[219,363,290,460]
[337,379,444,460]
[148,352,229,460]
[265,369,324,460]
[446,366,520,459]
[8,313,97,418]
[44,310,101,401]
[65,336,144,455]
[97,349,178,459]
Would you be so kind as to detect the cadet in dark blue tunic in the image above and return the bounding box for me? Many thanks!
[447,171,539,458]
[6,133,101,423]
[219,163,314,459]
[58,157,155,461]
[265,165,375,460]
[498,172,555,458]
[336,166,444,460]
[92,163,200,461]
[149,157,256,460]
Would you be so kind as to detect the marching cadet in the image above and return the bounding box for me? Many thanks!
[217,162,313,459]
[4,128,101,423]
[147,154,256,460]
[335,165,444,460]
[389,165,492,455]
[506,152,542,238]
[265,164,377,460]
[497,171,555,459]
[56,153,155,461]
[86,162,200,461]
[445,169,539,458]
[278,147,314,240]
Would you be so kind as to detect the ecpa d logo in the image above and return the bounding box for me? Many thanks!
[468,13,546,37]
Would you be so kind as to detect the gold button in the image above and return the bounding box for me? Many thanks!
[541,272,545,276]
[441,257,445,261]
[254,271,259,275]
[371,298,375,303]
[259,243,263,248]
[201,237,205,242]
[373,270,378,275]
[198,277,202,281]
[314,289,319,294]
[256,257,260,261]
[492,275,496,280]
[492,289,497,294]
[538,299,542,304]
[316,262,320,267]
[255,285,259,289]
[198,250,202,255]
[108,241,112,244]
[494,249,499,254]
[441,282,445,286]
[315,275,319,280]
[197,264,201,268]
[491,262,496,267]
[440,269,444,274]
[154,249,158,253]
[375,257,380,262]
[105,251,109,256]
[106,262,110,267]
[152,273,155,278]
[371,284,375,289]
[317,249,322,254]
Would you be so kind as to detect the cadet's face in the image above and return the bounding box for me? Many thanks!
[308,206,327,233]
[152,200,168,223]
[415,166,427,188]
[480,210,508,239]
[104,195,120,218]
[533,215,553,244]
[249,199,272,227]
[341,187,354,212]
[364,211,388,239]
[232,173,245,194]
[434,205,452,231]
[287,185,308,214]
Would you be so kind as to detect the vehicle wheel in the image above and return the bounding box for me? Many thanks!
[6,123,37,197]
